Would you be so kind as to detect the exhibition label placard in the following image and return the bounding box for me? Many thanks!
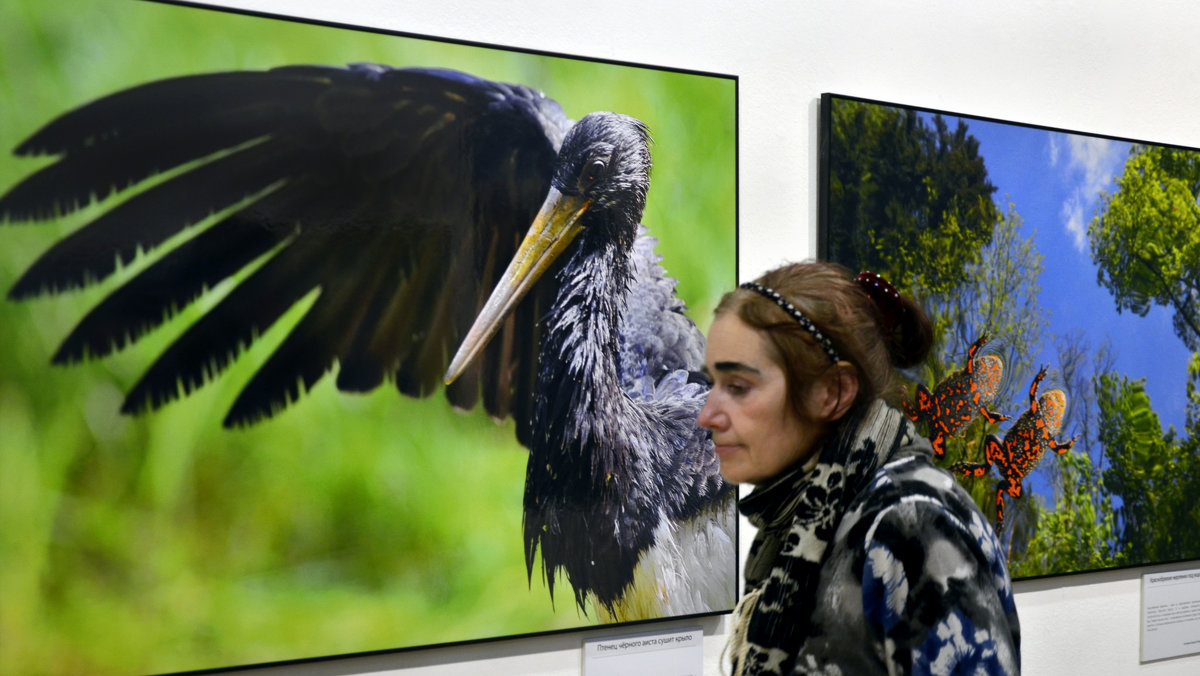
[1142,567,1200,662]
[583,626,703,676]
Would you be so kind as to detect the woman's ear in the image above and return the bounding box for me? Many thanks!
[816,362,859,422]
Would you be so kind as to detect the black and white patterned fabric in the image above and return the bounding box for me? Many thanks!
[729,400,1020,675]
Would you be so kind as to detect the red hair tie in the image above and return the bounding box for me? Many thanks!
[854,271,904,341]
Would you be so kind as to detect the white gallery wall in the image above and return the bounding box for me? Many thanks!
[192,1,1200,674]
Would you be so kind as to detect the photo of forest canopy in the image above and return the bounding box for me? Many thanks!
[821,93,1200,579]
[0,2,737,674]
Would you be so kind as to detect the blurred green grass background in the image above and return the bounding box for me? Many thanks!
[0,1,736,674]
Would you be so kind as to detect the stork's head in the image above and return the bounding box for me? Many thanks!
[550,112,651,241]
[445,112,652,383]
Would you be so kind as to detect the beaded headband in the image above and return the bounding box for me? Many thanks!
[853,270,904,341]
[740,281,842,363]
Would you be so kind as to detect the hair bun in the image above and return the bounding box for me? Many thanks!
[853,271,903,339]
[853,270,931,369]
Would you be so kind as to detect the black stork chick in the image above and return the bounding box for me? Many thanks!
[0,64,735,620]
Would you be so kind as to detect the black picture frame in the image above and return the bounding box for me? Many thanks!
[0,1,738,673]
[820,92,1200,580]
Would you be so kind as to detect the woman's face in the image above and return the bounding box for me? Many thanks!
[698,314,829,485]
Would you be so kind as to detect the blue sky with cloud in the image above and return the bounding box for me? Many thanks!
[1056,133,1125,251]
[951,114,1192,434]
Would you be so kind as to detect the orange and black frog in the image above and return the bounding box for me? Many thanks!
[952,365,1076,531]
[906,333,1007,457]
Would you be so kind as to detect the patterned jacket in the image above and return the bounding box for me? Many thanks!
[791,439,1021,674]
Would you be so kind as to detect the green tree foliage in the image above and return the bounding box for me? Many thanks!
[1090,145,1200,350]
[1010,335,1119,576]
[825,99,999,298]
[825,99,1061,547]
[1097,360,1200,567]
[1014,340,1200,576]
[1011,449,1120,576]
[1085,142,1200,570]
[825,100,1045,456]
[920,202,1047,499]
[927,200,1046,383]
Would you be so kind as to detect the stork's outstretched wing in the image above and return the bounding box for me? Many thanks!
[0,64,570,440]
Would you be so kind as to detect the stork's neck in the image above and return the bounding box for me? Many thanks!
[524,202,674,612]
[536,233,632,445]
[528,206,653,494]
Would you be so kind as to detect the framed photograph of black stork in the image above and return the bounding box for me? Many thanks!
[0,1,738,673]
[819,92,1200,581]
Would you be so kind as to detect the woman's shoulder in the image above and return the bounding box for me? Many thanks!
[814,441,1021,674]
[858,442,989,531]
[839,441,1012,584]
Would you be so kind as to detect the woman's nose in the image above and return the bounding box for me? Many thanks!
[697,392,721,430]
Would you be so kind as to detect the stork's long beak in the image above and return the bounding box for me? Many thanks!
[444,186,591,384]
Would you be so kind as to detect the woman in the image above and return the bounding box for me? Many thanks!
[698,261,1020,675]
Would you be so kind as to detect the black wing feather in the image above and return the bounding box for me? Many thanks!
[223,233,387,427]
[2,64,570,430]
[1,71,333,220]
[119,227,337,416]
[53,215,285,364]
[9,138,290,299]
[0,124,274,222]
[13,71,326,157]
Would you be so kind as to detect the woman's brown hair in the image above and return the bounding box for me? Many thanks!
[714,261,932,419]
